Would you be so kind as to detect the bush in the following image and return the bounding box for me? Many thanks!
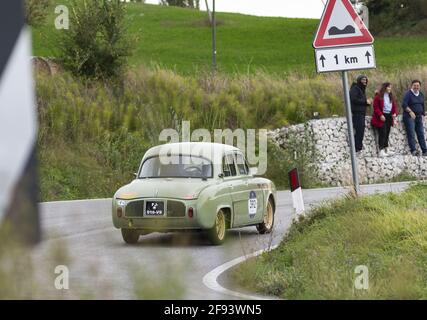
[58,0,132,80]
[265,137,323,190]
[366,0,427,35]
[25,0,51,27]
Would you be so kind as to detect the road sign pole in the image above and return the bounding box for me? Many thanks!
[341,70,360,195]
[212,0,217,71]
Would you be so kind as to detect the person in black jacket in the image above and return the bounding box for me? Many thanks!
[350,75,372,156]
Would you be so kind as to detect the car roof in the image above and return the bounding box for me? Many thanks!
[144,142,241,161]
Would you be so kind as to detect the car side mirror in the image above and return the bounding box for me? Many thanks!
[218,173,224,179]
[249,167,258,176]
[133,172,138,178]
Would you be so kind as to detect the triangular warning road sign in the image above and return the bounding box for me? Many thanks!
[313,0,374,48]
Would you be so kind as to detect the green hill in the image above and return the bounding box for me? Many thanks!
[32,2,427,75]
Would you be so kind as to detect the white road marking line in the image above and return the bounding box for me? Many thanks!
[202,244,280,300]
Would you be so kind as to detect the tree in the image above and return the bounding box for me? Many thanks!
[58,0,133,80]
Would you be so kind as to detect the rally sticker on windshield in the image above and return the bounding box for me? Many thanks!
[248,191,257,219]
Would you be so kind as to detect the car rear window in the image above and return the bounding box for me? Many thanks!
[139,155,213,179]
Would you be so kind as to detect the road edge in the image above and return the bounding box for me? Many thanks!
[202,244,281,300]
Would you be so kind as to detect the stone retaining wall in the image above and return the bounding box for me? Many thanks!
[269,117,427,186]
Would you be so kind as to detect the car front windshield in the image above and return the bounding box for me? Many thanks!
[139,155,213,179]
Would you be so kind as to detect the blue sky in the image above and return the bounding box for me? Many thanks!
[145,0,326,19]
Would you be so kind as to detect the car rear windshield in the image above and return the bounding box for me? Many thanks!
[139,155,213,179]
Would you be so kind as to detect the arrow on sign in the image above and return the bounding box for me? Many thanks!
[365,51,371,64]
[320,55,326,68]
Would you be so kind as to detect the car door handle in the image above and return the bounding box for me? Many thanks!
[228,184,233,189]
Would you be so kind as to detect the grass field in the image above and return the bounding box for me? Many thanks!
[32,2,427,201]
[233,184,427,299]
[32,2,427,75]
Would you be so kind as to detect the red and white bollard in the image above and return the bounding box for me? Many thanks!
[288,168,305,217]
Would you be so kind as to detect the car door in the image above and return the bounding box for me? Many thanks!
[232,152,264,226]
[221,153,240,227]
[221,153,237,222]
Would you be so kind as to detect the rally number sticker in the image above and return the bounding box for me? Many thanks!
[248,191,257,219]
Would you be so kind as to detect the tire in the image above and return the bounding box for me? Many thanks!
[121,229,140,244]
[256,198,274,234]
[207,209,227,245]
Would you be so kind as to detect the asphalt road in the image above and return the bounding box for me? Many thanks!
[32,182,412,299]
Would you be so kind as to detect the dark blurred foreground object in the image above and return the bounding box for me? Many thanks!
[0,0,41,245]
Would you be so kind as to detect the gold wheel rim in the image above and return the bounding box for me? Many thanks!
[216,211,226,240]
[264,202,273,229]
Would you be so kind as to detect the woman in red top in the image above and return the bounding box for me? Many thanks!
[371,82,398,157]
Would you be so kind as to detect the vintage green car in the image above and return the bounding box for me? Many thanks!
[112,142,276,245]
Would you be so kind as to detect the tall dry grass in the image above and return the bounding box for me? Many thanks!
[36,66,427,200]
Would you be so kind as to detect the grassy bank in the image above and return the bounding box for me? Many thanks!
[32,2,427,75]
[233,184,427,299]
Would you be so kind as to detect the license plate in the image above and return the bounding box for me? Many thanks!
[145,201,164,216]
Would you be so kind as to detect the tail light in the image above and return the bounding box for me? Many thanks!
[188,207,194,218]
[117,207,123,218]
[288,168,301,192]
